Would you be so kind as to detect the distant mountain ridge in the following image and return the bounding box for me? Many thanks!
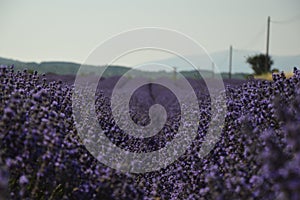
[1,49,299,76]
[0,57,80,75]
[149,50,300,73]
[0,56,249,79]
[3,51,299,80]
[0,57,128,77]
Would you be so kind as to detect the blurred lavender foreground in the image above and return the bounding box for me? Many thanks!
[0,65,300,199]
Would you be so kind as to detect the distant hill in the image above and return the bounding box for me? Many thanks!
[1,49,299,76]
[0,57,130,77]
[146,50,300,73]
[0,56,248,79]
[0,57,80,75]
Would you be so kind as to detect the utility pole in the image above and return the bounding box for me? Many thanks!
[229,45,232,79]
[211,62,215,78]
[173,66,177,81]
[265,16,271,70]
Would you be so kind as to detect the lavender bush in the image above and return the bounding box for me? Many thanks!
[0,65,299,199]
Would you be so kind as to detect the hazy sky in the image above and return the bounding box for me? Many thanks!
[0,0,299,66]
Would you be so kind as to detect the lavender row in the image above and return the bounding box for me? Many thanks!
[0,65,300,199]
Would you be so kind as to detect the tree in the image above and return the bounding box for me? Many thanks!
[246,54,273,75]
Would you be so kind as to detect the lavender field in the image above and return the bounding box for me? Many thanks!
[0,65,300,199]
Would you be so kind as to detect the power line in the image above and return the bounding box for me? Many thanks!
[218,57,228,67]
[213,56,228,73]
[271,13,300,24]
[236,14,300,51]
[223,15,299,76]
[237,23,265,50]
